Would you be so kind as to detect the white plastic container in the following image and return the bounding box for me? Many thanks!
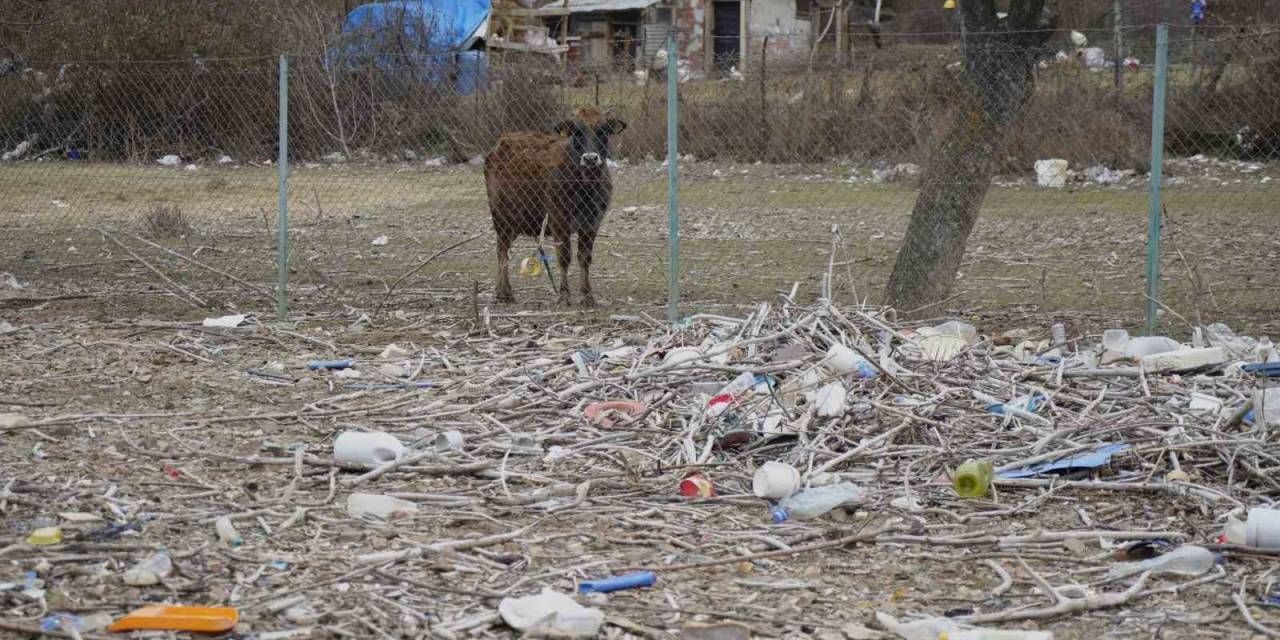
[747,463,798,501]
[753,462,801,499]
[810,381,847,418]
[435,430,465,452]
[1035,159,1069,188]
[1124,336,1180,358]
[1102,329,1130,352]
[333,431,405,466]
[1247,507,1280,549]
[1141,347,1228,373]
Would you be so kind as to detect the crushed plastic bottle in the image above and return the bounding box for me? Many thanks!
[770,481,867,523]
[1105,544,1217,580]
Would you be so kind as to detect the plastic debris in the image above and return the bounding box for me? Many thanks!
[998,444,1131,479]
[333,431,405,466]
[1106,545,1217,580]
[108,605,239,633]
[26,526,62,546]
[1034,159,1069,188]
[498,588,603,638]
[308,359,354,370]
[201,314,246,328]
[578,571,656,593]
[124,551,173,586]
[771,482,867,523]
[346,493,418,519]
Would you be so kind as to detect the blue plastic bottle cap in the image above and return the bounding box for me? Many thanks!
[770,506,789,524]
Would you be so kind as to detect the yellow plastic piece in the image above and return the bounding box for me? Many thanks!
[519,256,544,277]
[26,526,62,546]
[944,0,956,8]
[953,459,993,498]
[108,605,239,633]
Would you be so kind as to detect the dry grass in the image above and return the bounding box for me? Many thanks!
[141,205,194,240]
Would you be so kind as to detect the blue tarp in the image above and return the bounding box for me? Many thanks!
[334,0,490,95]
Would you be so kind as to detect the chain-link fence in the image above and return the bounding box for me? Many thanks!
[1,24,1277,333]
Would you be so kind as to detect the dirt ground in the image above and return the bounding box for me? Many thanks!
[2,159,1279,639]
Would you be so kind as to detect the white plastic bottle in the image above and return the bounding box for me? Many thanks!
[1106,545,1216,580]
[770,482,867,523]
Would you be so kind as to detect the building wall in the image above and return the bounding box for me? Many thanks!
[750,0,810,51]
[671,0,809,70]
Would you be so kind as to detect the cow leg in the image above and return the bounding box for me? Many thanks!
[554,229,573,306]
[495,226,515,303]
[577,230,597,307]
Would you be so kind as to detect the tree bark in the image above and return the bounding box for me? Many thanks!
[885,0,1052,314]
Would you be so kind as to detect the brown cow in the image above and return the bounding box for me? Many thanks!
[484,106,627,306]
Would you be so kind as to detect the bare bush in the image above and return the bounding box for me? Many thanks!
[142,205,193,240]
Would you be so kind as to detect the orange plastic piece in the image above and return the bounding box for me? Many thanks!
[108,605,238,633]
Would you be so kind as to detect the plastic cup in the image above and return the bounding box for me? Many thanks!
[333,431,405,466]
[679,472,714,498]
[1246,508,1280,549]
[435,430,465,453]
[753,462,801,499]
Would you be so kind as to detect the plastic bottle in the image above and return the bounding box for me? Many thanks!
[770,481,867,523]
[1051,323,1067,346]
[215,516,242,547]
[953,459,994,498]
[123,551,173,586]
[1106,545,1217,580]
[718,371,757,398]
[1255,387,1280,427]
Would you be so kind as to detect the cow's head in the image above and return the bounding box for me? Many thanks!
[556,107,627,169]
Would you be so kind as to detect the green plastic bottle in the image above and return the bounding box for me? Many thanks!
[953,459,993,498]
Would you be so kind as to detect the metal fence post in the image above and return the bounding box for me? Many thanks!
[1145,24,1169,336]
[666,34,680,324]
[276,54,290,321]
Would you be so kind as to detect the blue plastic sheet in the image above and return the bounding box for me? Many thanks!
[334,1,490,95]
[997,443,1131,479]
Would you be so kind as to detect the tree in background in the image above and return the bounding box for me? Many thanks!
[884,0,1054,314]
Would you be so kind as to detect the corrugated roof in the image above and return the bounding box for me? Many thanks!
[530,0,659,15]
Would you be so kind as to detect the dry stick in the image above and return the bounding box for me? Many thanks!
[127,232,275,302]
[100,228,206,308]
[376,234,482,313]
[653,520,904,572]
[960,570,1151,624]
[1234,593,1280,638]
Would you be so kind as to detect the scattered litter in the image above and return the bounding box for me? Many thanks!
[435,430,464,452]
[953,459,993,498]
[1106,545,1217,580]
[123,551,173,586]
[308,359,354,370]
[1034,159,1069,188]
[771,481,867,523]
[108,605,239,633]
[584,400,647,427]
[753,461,801,499]
[679,471,715,498]
[201,314,246,328]
[214,516,242,547]
[333,431,405,466]
[346,493,418,519]
[26,526,62,546]
[371,235,389,246]
[578,571,656,594]
[379,343,411,359]
[682,622,753,640]
[498,588,603,638]
[156,154,181,166]
[998,444,1130,479]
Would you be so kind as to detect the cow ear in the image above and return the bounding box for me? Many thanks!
[605,118,627,135]
[554,120,575,135]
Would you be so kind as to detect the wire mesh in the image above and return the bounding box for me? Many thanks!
[0,24,1277,333]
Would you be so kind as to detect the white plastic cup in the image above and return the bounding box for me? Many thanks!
[1246,508,1280,549]
[333,431,405,466]
[824,344,861,375]
[753,462,801,500]
[435,430,465,453]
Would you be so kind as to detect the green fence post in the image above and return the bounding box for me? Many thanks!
[670,33,680,325]
[1145,24,1169,336]
[276,54,290,321]
[666,34,680,325]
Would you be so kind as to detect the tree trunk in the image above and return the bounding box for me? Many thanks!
[885,0,1051,314]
